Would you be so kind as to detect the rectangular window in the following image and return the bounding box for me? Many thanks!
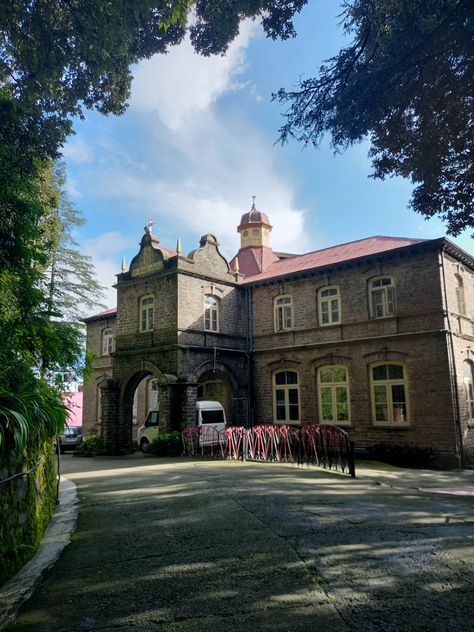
[274,296,293,331]
[318,286,340,326]
[204,295,219,332]
[140,296,154,332]
[369,278,395,319]
[371,363,409,425]
[273,371,300,423]
[318,365,350,425]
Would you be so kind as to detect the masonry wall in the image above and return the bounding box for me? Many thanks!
[442,252,474,459]
[82,315,115,437]
[249,248,462,465]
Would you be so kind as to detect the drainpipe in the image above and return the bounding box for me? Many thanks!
[246,285,254,428]
[440,247,463,466]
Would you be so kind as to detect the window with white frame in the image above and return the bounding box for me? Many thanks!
[140,295,154,332]
[273,370,300,423]
[274,295,293,331]
[370,363,409,424]
[455,275,466,316]
[204,295,219,332]
[318,286,340,325]
[318,365,350,424]
[369,277,395,318]
[147,378,160,412]
[102,328,114,355]
[463,361,474,423]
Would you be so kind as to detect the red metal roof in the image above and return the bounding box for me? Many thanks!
[230,246,281,276]
[242,236,428,283]
[83,307,117,323]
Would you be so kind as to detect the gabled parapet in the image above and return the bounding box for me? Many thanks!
[128,229,177,278]
[179,233,240,283]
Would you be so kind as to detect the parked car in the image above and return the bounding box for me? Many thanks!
[59,426,83,453]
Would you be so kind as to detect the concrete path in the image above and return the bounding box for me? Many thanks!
[7,455,474,631]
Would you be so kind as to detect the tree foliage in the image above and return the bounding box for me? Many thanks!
[275,0,474,235]
[40,163,105,321]
[0,0,307,158]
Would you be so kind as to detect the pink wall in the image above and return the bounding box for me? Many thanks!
[64,391,83,427]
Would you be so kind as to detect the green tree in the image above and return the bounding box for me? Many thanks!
[275,0,474,235]
[40,163,105,321]
[0,1,306,158]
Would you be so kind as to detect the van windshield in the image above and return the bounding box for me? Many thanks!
[201,410,224,425]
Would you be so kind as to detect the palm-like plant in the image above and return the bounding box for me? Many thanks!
[0,377,67,460]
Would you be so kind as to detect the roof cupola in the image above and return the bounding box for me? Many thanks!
[237,197,272,249]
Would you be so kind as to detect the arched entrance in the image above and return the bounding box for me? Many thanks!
[193,362,246,425]
[197,370,233,418]
[126,373,161,442]
[115,362,179,450]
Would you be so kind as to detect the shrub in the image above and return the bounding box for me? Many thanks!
[148,432,182,457]
[367,443,435,468]
[463,446,474,468]
[0,440,57,585]
[75,433,109,457]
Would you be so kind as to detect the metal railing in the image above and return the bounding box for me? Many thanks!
[182,423,355,477]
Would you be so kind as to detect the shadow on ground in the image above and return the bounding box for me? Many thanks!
[8,454,474,631]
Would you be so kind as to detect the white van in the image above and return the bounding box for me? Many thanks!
[196,400,226,446]
[137,401,226,452]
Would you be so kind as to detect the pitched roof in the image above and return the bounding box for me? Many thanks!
[242,236,428,284]
[82,307,117,323]
[230,246,281,277]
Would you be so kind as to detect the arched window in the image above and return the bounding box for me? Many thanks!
[274,295,293,331]
[318,365,350,424]
[204,295,219,332]
[369,277,395,318]
[102,328,114,355]
[273,370,300,423]
[140,295,154,332]
[455,275,466,315]
[370,362,409,425]
[318,286,340,326]
[464,361,474,423]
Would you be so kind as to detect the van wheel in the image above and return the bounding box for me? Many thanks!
[140,438,150,453]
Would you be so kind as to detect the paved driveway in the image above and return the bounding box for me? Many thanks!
[8,455,474,631]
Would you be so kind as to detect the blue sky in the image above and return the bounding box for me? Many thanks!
[62,2,473,309]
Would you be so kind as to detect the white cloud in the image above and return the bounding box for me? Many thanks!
[131,22,256,130]
[62,138,93,164]
[64,177,81,198]
[81,232,136,309]
[93,117,310,258]
[74,18,311,272]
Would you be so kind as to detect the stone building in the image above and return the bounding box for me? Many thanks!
[83,206,474,467]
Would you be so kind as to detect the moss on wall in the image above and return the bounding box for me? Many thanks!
[0,440,57,586]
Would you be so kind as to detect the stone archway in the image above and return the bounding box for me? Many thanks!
[192,361,245,426]
[106,361,177,451]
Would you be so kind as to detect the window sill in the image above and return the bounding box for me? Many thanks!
[372,422,411,429]
[320,421,351,426]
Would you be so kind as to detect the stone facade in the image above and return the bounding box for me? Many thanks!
[83,211,474,467]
